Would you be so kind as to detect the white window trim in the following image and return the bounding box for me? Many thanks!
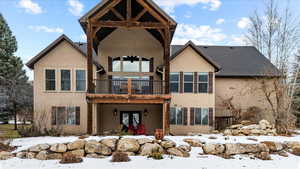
[183,72,194,93]
[44,68,57,92]
[60,68,72,92]
[75,68,87,92]
[198,72,209,93]
[170,72,179,93]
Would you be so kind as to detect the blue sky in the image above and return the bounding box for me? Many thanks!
[0,0,299,80]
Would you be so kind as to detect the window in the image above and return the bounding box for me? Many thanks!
[170,107,183,125]
[123,56,140,72]
[170,73,179,93]
[194,108,209,125]
[76,70,86,91]
[198,73,208,93]
[112,57,121,72]
[61,70,71,91]
[141,58,150,72]
[52,106,80,125]
[184,73,193,93]
[111,56,151,72]
[45,69,56,91]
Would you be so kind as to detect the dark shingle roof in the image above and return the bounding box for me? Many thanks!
[171,44,281,77]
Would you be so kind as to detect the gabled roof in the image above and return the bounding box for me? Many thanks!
[170,41,221,71]
[79,0,176,25]
[26,34,102,70]
[171,43,281,77]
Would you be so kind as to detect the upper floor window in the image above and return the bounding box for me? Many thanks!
[112,57,121,72]
[76,70,86,91]
[123,56,140,72]
[61,69,71,91]
[170,107,184,125]
[184,73,193,93]
[198,73,208,93]
[45,69,56,91]
[170,73,179,93]
[111,56,151,73]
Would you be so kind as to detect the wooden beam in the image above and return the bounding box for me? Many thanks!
[90,21,166,29]
[86,93,172,100]
[133,8,147,21]
[91,0,121,21]
[127,78,132,95]
[88,99,166,104]
[111,7,125,21]
[164,27,170,94]
[136,0,167,25]
[157,29,165,41]
[127,0,132,21]
[87,21,94,134]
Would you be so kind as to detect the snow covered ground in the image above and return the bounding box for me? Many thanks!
[1,134,300,169]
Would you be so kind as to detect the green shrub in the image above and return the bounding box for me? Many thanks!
[148,148,163,160]
[18,125,62,137]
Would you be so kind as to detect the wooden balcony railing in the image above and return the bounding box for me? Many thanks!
[93,79,166,95]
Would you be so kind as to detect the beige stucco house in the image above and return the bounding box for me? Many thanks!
[26,0,280,135]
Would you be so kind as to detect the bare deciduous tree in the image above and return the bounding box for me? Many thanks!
[246,0,300,76]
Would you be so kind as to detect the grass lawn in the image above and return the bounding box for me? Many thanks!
[0,124,27,139]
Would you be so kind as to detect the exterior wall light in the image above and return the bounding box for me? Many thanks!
[144,109,148,117]
[113,109,118,116]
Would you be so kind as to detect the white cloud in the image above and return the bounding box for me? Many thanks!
[237,17,251,29]
[29,25,64,33]
[228,35,249,45]
[18,0,43,14]
[154,0,222,13]
[216,18,225,25]
[184,11,192,18]
[67,0,84,16]
[172,23,227,45]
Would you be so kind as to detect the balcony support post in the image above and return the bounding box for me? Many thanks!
[87,20,94,134]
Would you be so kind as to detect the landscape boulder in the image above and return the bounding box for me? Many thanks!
[261,141,283,152]
[50,143,67,153]
[160,140,176,149]
[183,138,202,147]
[36,151,47,160]
[0,151,13,160]
[177,145,191,153]
[137,138,153,145]
[117,138,140,152]
[139,143,163,156]
[203,143,225,155]
[167,147,189,157]
[100,138,117,151]
[29,144,50,152]
[67,139,85,150]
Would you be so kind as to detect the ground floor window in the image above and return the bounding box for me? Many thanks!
[193,108,209,125]
[51,106,80,125]
[170,107,184,125]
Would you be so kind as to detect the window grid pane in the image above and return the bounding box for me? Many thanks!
[170,73,179,93]
[46,70,55,91]
[195,108,202,125]
[61,70,71,91]
[76,70,86,91]
[198,73,208,93]
[184,73,193,93]
[202,108,209,125]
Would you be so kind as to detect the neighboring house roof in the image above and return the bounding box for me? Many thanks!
[171,42,281,77]
[170,41,221,71]
[26,34,103,71]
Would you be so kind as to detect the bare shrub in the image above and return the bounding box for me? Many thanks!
[111,152,130,162]
[241,106,262,123]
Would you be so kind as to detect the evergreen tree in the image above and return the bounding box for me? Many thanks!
[0,13,32,129]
